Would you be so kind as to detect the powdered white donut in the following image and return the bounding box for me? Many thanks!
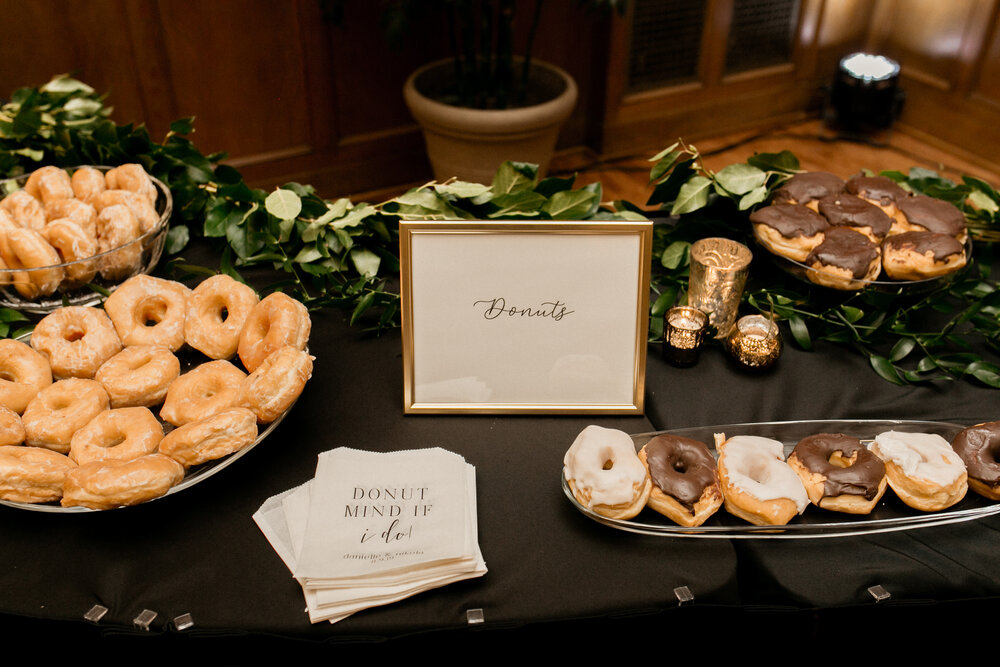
[719,435,809,514]
[870,431,964,487]
[563,424,648,509]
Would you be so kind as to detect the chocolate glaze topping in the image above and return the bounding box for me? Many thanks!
[750,203,829,238]
[791,433,885,500]
[818,193,892,238]
[846,175,908,206]
[897,195,966,236]
[883,231,964,261]
[951,421,1000,485]
[806,228,879,277]
[773,172,845,205]
[644,434,719,511]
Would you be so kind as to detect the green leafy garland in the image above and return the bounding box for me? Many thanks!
[647,140,1000,388]
[0,75,638,334]
[3,76,999,387]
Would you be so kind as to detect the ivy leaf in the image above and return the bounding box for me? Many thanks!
[649,149,682,183]
[265,188,302,221]
[739,186,768,210]
[350,291,376,326]
[788,315,812,350]
[715,163,766,195]
[748,150,799,172]
[968,189,999,213]
[648,141,680,163]
[165,225,189,254]
[491,161,537,194]
[534,174,576,198]
[435,181,491,198]
[487,191,547,217]
[350,248,381,278]
[671,176,712,215]
[543,189,598,220]
[889,337,916,362]
[647,158,694,206]
[650,287,677,317]
[869,354,905,385]
[660,241,690,269]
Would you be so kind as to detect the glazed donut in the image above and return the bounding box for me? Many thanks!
[70,166,106,204]
[563,425,651,520]
[803,227,882,290]
[41,219,98,286]
[817,193,892,243]
[25,166,69,201]
[870,430,968,511]
[772,171,845,210]
[159,360,246,426]
[238,346,313,423]
[787,433,887,513]
[1,226,64,298]
[31,306,123,379]
[0,406,25,446]
[69,406,163,465]
[105,164,157,207]
[159,407,258,468]
[185,274,259,359]
[881,231,966,280]
[22,378,109,453]
[95,345,180,408]
[637,434,722,527]
[0,338,52,414]
[896,194,967,242]
[0,445,77,503]
[750,203,830,262]
[104,275,191,351]
[237,292,311,372]
[61,453,184,510]
[94,189,159,234]
[716,434,809,526]
[951,421,1000,500]
[0,190,46,231]
[95,203,142,280]
[44,198,97,238]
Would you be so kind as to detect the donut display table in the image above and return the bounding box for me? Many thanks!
[1,241,999,650]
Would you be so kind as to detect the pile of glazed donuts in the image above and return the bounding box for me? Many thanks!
[750,172,968,290]
[0,164,163,299]
[563,421,1000,527]
[0,273,314,510]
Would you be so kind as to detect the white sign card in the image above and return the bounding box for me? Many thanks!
[400,221,652,413]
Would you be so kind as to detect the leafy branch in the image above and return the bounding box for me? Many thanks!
[645,138,1000,388]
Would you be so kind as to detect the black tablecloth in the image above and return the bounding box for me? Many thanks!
[3,249,1000,649]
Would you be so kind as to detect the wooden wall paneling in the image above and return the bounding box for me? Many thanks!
[973,1,1000,108]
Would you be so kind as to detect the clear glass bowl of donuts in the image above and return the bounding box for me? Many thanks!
[749,172,971,292]
[0,164,172,313]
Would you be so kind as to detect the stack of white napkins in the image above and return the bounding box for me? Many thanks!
[253,447,487,624]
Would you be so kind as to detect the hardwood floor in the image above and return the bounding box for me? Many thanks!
[349,117,1000,210]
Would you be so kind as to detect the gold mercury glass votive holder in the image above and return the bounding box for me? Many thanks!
[688,237,753,338]
[663,306,708,367]
[726,314,783,371]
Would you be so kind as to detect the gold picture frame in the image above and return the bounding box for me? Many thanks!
[400,221,652,414]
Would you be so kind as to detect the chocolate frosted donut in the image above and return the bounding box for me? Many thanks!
[846,175,908,207]
[951,421,1000,500]
[882,231,966,280]
[773,172,845,209]
[804,228,881,290]
[896,195,967,241]
[787,433,887,513]
[638,434,722,526]
[817,193,892,242]
[750,203,830,261]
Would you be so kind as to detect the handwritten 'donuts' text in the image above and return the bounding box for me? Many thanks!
[473,297,573,322]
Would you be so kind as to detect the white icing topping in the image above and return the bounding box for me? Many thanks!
[563,425,646,508]
[870,431,964,486]
[720,435,809,513]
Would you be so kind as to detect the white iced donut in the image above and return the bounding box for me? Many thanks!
[563,424,651,519]
[717,434,808,526]
[869,430,967,511]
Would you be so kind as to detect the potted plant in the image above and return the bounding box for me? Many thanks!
[386,0,625,184]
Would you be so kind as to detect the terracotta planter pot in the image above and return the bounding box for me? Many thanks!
[403,59,578,184]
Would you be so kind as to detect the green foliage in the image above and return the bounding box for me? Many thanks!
[646,138,1000,388]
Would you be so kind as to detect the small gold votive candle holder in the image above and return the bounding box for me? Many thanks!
[688,237,753,339]
[663,306,708,367]
[726,314,782,371]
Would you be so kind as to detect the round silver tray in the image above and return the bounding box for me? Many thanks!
[0,166,172,313]
[1,338,298,513]
[562,419,999,538]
